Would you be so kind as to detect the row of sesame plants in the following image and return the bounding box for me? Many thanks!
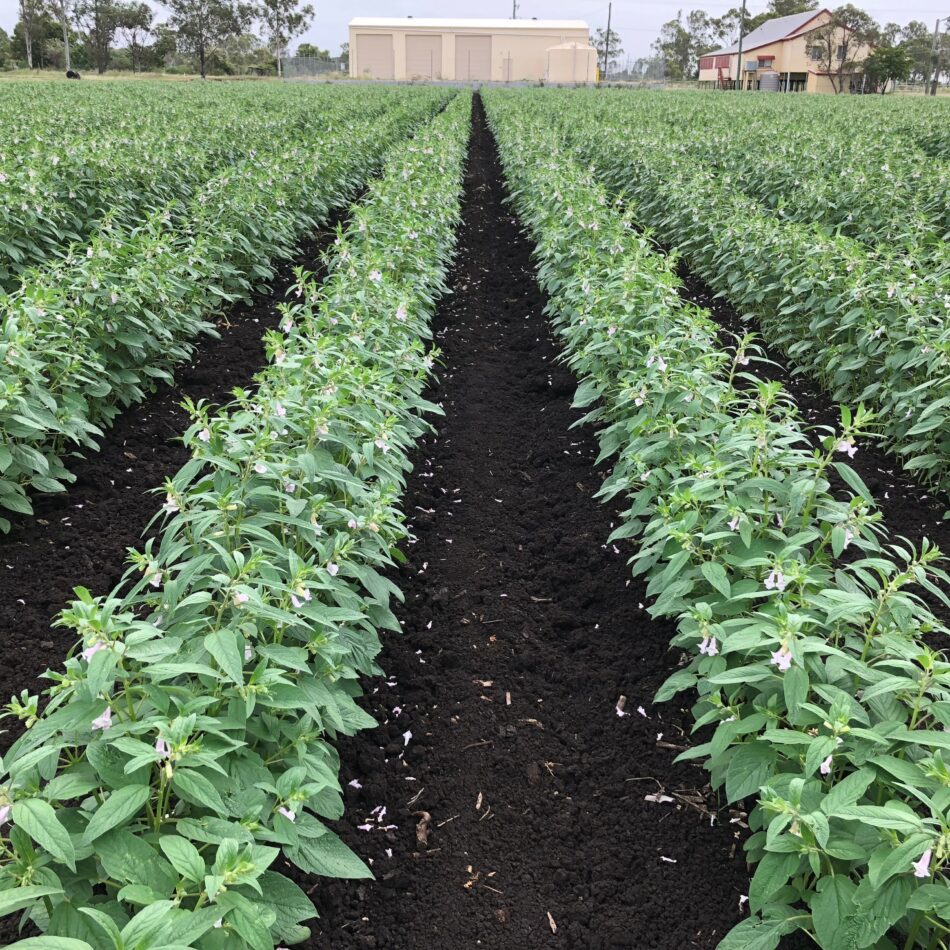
[0,89,471,949]
[485,87,950,950]
[0,84,353,289]
[574,92,949,251]
[0,85,452,531]
[526,90,950,503]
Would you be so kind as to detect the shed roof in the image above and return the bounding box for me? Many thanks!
[707,10,828,55]
[349,17,590,31]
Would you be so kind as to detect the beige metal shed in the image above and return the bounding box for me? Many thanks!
[348,17,595,82]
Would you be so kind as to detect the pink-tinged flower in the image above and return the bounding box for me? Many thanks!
[770,648,792,673]
[281,318,294,333]
[403,730,412,747]
[291,594,303,609]
[369,269,382,283]
[608,326,617,337]
[284,482,295,494]
[244,643,253,661]
[149,571,163,589]
[0,804,10,825]
[348,518,358,529]
[254,462,267,474]
[278,806,296,822]
[913,849,932,878]
[837,438,858,459]
[700,636,719,657]
[375,438,390,454]
[728,516,740,531]
[155,738,170,759]
[275,349,286,365]
[91,707,113,731]
[82,640,106,662]
[843,528,855,549]
[396,305,407,322]
[197,428,211,443]
[233,591,249,606]
[820,754,833,776]
[764,569,787,592]
[163,493,179,514]
[275,404,286,418]
[327,563,340,577]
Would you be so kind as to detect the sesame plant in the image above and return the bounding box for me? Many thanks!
[0,83,355,290]
[527,90,950,506]
[0,85,452,529]
[486,88,950,950]
[0,90,471,949]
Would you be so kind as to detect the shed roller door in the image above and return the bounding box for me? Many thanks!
[406,34,441,79]
[455,34,491,80]
[356,33,394,79]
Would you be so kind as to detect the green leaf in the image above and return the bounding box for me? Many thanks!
[725,743,776,803]
[258,871,319,940]
[5,940,95,950]
[204,630,245,685]
[749,852,800,911]
[172,769,229,816]
[868,833,932,889]
[96,829,177,893]
[82,784,151,844]
[718,913,798,950]
[159,836,206,883]
[286,829,372,879]
[701,561,731,598]
[0,885,64,917]
[12,799,76,871]
[811,875,857,948]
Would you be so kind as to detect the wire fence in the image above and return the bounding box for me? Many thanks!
[282,56,348,79]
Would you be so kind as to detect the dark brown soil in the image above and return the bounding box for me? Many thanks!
[676,264,950,630]
[304,96,749,950]
[0,220,343,753]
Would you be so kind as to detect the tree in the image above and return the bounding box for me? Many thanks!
[863,44,911,90]
[0,27,11,68]
[808,4,878,92]
[339,40,348,67]
[141,21,176,69]
[115,0,151,70]
[162,0,254,77]
[17,0,41,67]
[258,0,313,78]
[295,41,326,58]
[74,0,121,72]
[651,10,732,78]
[590,26,623,76]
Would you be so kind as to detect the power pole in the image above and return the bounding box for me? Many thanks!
[603,2,612,81]
[512,0,518,18]
[735,0,748,90]
[926,17,946,95]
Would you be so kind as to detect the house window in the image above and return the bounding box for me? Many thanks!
[809,44,823,60]
[700,56,714,70]
[757,57,774,68]
[836,44,846,60]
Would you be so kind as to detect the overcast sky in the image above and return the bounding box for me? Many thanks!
[0,0,946,62]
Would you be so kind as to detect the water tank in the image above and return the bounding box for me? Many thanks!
[759,70,781,92]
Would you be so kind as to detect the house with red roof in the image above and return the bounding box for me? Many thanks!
[697,9,872,92]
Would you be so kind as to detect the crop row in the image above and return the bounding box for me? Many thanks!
[578,91,950,250]
[485,88,950,950]
[0,86,452,530]
[0,91,471,950]
[522,91,950,501]
[0,84,383,289]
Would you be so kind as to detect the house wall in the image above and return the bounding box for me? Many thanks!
[349,24,591,81]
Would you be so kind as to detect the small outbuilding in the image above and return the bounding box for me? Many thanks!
[348,17,597,83]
